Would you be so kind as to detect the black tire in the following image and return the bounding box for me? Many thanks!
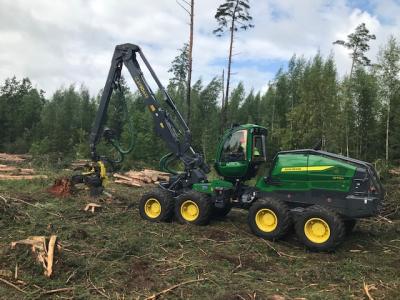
[295,205,345,252]
[344,219,357,235]
[139,188,174,222]
[175,191,211,225]
[248,198,292,240]
[212,204,232,218]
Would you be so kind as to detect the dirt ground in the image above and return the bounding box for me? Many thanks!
[0,171,399,299]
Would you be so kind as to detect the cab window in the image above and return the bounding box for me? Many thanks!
[252,135,266,161]
[221,130,247,162]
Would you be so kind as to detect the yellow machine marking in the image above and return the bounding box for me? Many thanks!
[149,105,156,112]
[281,166,334,172]
[160,122,164,128]
[134,76,149,98]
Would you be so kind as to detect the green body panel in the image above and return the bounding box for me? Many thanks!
[216,161,248,178]
[256,153,357,193]
[192,179,234,195]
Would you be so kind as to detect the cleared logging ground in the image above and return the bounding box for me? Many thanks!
[0,172,399,299]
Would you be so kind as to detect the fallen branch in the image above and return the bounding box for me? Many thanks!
[145,278,207,300]
[3,195,62,217]
[0,277,27,294]
[11,235,59,277]
[88,278,110,299]
[363,282,377,300]
[262,239,303,259]
[41,287,75,295]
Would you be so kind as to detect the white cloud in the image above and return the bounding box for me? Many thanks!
[0,0,399,97]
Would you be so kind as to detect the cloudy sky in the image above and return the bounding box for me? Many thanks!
[0,0,399,97]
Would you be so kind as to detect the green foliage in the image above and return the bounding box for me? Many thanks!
[2,31,400,167]
[29,85,96,161]
[0,77,44,153]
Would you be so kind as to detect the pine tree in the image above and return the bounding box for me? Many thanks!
[213,0,254,132]
[334,23,376,76]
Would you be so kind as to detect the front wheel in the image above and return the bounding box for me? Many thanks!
[248,198,292,240]
[139,188,174,222]
[295,205,345,252]
[175,191,211,225]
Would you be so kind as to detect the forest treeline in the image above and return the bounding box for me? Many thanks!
[1,35,400,168]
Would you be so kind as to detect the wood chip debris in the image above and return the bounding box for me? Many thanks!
[11,235,59,277]
[113,169,170,187]
[84,203,102,213]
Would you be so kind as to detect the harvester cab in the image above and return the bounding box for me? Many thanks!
[214,124,267,181]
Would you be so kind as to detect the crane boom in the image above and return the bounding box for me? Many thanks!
[89,43,209,192]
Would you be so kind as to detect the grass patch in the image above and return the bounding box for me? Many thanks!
[0,172,399,299]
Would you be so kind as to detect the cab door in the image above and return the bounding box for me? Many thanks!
[215,129,249,178]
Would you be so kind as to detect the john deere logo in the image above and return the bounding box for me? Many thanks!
[281,166,333,172]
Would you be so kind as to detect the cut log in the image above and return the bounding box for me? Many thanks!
[0,174,48,180]
[113,173,135,181]
[143,169,170,176]
[114,179,142,187]
[157,175,170,181]
[0,166,17,172]
[0,166,35,175]
[0,153,26,162]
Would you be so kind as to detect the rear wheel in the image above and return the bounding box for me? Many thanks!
[139,188,174,222]
[295,205,345,252]
[248,198,292,240]
[175,191,211,225]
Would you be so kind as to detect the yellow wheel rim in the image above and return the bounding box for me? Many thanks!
[255,208,278,232]
[144,198,161,219]
[180,200,199,221]
[304,218,331,244]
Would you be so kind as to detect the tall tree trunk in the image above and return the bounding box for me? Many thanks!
[386,98,390,162]
[222,0,239,130]
[186,0,194,126]
[346,120,349,157]
[220,69,225,133]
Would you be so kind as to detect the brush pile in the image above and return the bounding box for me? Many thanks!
[113,169,170,187]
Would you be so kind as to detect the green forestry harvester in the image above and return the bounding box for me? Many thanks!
[79,44,383,251]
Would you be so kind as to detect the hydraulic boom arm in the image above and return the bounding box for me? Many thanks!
[90,43,209,191]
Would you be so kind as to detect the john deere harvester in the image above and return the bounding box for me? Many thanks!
[81,43,383,251]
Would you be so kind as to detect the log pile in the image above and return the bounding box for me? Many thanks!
[113,169,170,187]
[71,159,91,169]
[0,164,47,180]
[0,153,29,162]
